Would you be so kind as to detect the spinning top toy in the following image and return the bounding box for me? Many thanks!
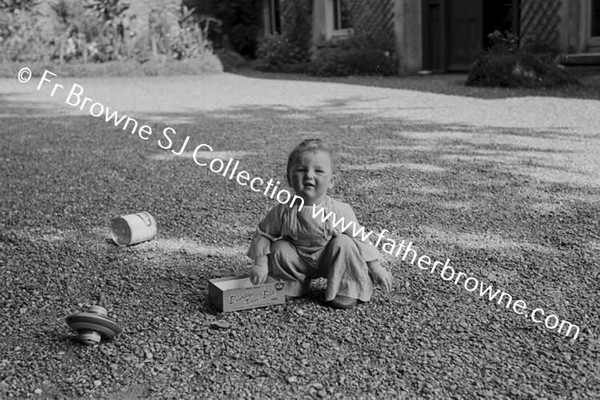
[66,306,122,345]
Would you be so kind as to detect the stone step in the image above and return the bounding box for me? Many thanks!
[560,53,600,65]
[563,65,600,78]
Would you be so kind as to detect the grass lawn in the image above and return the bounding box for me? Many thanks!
[0,73,599,399]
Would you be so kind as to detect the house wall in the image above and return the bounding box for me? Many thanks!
[394,0,422,73]
[561,0,599,53]
[311,0,401,68]
[280,0,313,55]
[521,0,594,53]
[519,0,561,48]
[311,0,327,42]
[350,0,396,51]
[310,0,396,48]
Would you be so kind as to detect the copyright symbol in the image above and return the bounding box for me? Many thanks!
[17,67,32,84]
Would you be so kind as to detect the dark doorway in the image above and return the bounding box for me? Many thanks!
[186,0,262,57]
[447,0,483,70]
[483,0,519,49]
[423,0,519,71]
[593,0,600,37]
[422,0,446,71]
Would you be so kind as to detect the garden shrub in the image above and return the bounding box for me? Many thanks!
[148,6,213,62]
[255,33,307,72]
[253,0,312,73]
[311,35,397,77]
[0,55,222,78]
[49,0,104,63]
[467,31,578,88]
[213,0,261,57]
[215,48,247,71]
[0,0,132,63]
[141,55,223,76]
[0,0,223,77]
[0,7,50,62]
[281,0,311,63]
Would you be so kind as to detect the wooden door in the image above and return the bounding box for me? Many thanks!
[447,0,483,70]
[422,0,447,71]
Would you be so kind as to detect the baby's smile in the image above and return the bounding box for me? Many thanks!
[288,150,335,205]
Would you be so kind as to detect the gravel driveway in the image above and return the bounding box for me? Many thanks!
[4,72,599,185]
[1,72,599,399]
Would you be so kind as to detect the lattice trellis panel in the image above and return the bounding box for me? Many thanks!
[350,0,396,51]
[280,0,313,56]
[520,0,561,46]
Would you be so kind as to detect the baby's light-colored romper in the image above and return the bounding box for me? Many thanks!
[247,196,381,302]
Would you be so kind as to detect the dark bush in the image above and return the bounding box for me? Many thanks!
[466,53,577,88]
[215,48,247,71]
[255,34,306,71]
[213,0,261,57]
[467,31,578,88]
[310,36,397,77]
[282,0,311,62]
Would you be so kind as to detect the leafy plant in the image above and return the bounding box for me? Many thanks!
[0,0,38,12]
[171,6,212,60]
[283,0,311,62]
[148,5,213,61]
[255,33,306,71]
[0,6,49,62]
[214,0,260,57]
[50,0,101,62]
[46,0,132,63]
[90,0,130,61]
[467,30,577,88]
[215,48,246,71]
[0,0,218,66]
[148,8,171,59]
[85,0,129,22]
[310,35,397,76]
[486,30,519,55]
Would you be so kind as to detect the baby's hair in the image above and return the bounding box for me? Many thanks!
[286,139,336,178]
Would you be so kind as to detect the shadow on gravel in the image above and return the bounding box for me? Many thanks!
[0,94,63,117]
[234,68,600,100]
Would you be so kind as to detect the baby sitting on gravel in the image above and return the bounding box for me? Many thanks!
[247,139,392,309]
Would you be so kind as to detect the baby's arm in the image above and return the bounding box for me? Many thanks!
[249,256,269,285]
[246,206,282,285]
[367,260,393,292]
[338,203,393,291]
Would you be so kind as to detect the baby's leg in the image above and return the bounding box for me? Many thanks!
[269,240,311,297]
[320,235,373,304]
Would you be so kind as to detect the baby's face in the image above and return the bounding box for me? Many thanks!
[288,150,335,205]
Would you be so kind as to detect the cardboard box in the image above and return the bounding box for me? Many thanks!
[208,275,286,312]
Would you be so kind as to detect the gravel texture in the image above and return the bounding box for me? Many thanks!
[0,72,599,399]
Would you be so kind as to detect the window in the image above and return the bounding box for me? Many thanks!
[592,0,600,37]
[321,0,353,39]
[333,0,352,31]
[266,0,281,35]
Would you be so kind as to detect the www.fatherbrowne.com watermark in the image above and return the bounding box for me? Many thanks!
[310,207,580,341]
[19,68,581,341]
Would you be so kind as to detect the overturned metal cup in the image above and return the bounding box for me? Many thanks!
[111,211,157,246]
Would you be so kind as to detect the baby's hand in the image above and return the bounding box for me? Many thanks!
[368,261,393,292]
[249,260,268,285]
